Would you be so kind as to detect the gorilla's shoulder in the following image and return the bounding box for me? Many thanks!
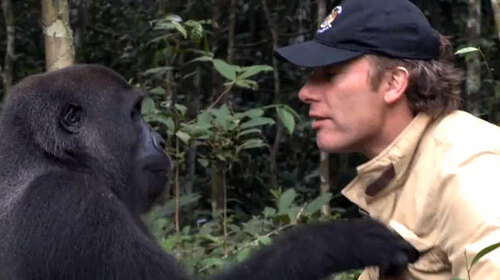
[14,170,133,238]
[19,170,115,209]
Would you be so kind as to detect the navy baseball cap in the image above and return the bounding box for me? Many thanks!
[275,0,440,67]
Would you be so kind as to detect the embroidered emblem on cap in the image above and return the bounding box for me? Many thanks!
[317,6,342,34]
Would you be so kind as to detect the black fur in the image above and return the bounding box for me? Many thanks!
[0,65,418,280]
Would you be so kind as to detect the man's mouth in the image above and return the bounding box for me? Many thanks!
[312,117,330,129]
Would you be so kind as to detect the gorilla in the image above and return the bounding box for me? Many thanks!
[0,65,418,280]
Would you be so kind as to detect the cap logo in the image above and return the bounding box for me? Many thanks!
[317,6,342,34]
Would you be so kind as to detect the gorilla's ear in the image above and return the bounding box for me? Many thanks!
[60,103,82,134]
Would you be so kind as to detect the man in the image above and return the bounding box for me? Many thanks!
[275,0,500,279]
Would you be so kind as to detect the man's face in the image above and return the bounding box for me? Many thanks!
[299,57,388,156]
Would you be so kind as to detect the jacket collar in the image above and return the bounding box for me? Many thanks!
[342,112,433,211]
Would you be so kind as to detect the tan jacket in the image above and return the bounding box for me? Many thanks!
[341,111,500,279]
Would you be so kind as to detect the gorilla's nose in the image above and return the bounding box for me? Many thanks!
[151,131,166,151]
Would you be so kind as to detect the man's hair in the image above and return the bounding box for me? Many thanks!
[367,35,463,115]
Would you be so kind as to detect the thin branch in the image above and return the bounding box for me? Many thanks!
[207,85,233,110]
[261,0,283,190]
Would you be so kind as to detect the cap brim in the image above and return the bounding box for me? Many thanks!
[274,40,363,67]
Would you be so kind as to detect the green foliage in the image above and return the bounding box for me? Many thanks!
[209,58,273,90]
[470,242,500,267]
[454,47,480,55]
[276,105,297,135]
[146,189,336,277]
[451,242,500,280]
[173,103,274,164]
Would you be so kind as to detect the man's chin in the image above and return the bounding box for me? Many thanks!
[316,138,353,154]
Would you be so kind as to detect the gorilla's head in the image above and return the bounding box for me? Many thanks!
[0,65,171,213]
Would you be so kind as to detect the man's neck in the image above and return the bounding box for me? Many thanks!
[363,109,415,159]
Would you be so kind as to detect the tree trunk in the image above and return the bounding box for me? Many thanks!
[210,160,226,219]
[492,0,500,41]
[184,67,201,194]
[227,0,237,64]
[69,0,87,49]
[211,0,223,104]
[261,0,282,190]
[210,0,226,221]
[316,0,331,217]
[41,0,74,71]
[465,0,481,115]
[1,0,15,95]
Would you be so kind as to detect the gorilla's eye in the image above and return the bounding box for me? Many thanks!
[60,103,82,134]
[131,100,142,121]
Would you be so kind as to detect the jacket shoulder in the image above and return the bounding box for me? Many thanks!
[426,111,500,159]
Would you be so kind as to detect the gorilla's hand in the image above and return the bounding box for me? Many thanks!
[341,219,420,272]
[215,218,419,280]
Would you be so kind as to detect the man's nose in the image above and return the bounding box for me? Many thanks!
[298,82,320,104]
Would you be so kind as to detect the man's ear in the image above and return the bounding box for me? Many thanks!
[60,103,83,134]
[383,67,409,105]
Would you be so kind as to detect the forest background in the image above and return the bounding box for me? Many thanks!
[0,0,499,279]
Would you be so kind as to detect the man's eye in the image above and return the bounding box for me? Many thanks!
[327,71,338,77]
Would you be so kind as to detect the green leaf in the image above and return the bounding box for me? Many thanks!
[164,117,175,133]
[277,106,296,135]
[176,131,191,144]
[175,104,187,115]
[263,207,276,218]
[234,79,258,90]
[171,21,187,38]
[242,219,261,236]
[165,14,183,23]
[200,257,225,268]
[197,110,213,126]
[185,20,204,44]
[150,114,171,127]
[236,248,252,263]
[240,117,275,129]
[227,224,242,234]
[159,193,201,216]
[187,55,213,64]
[183,124,211,138]
[238,65,273,79]
[213,59,237,80]
[200,233,222,244]
[239,139,267,150]
[144,66,174,76]
[471,242,500,267]
[213,104,234,130]
[148,86,165,95]
[151,22,176,31]
[181,225,191,235]
[278,188,296,214]
[161,234,182,250]
[304,192,333,215]
[454,47,480,55]
[258,236,272,246]
[141,97,156,115]
[237,128,262,138]
[197,158,209,167]
[287,206,300,224]
[242,108,265,118]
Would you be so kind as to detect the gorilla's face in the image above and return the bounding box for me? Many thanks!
[22,65,172,213]
[133,108,172,210]
[94,80,172,212]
